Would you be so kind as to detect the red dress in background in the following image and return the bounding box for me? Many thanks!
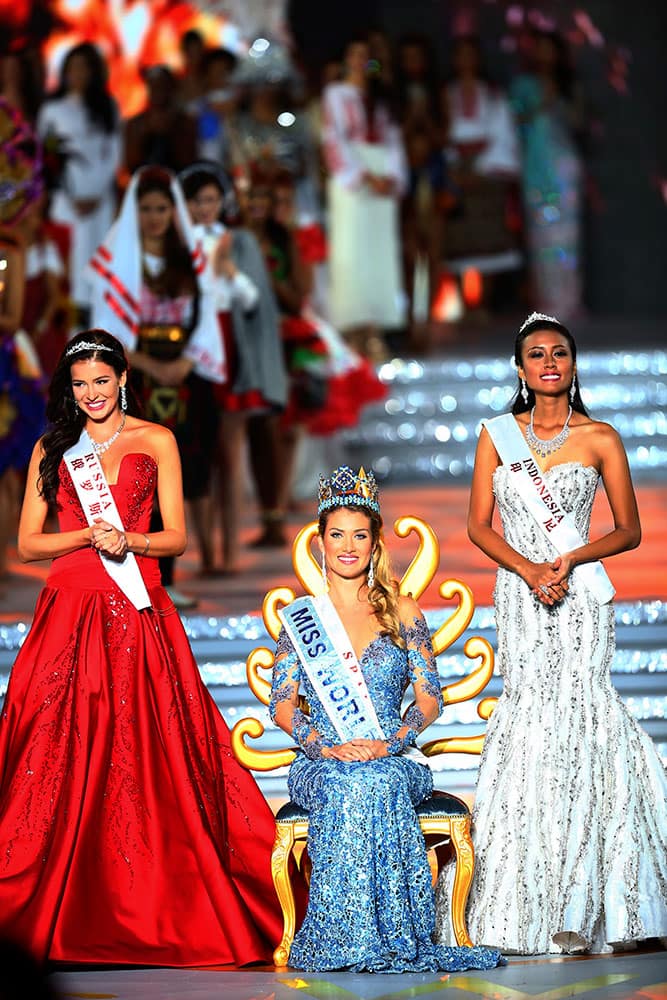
[0,453,284,966]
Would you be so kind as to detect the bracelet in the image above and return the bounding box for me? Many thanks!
[141,533,150,556]
[385,727,418,756]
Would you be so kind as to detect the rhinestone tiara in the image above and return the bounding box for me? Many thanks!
[519,311,563,333]
[318,465,381,517]
[65,341,117,357]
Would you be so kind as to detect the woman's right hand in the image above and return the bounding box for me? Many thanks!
[90,519,128,559]
[520,560,569,606]
[322,740,380,762]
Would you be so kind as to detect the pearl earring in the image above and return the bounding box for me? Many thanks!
[521,378,529,404]
[570,374,577,403]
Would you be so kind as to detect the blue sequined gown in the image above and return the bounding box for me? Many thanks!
[271,613,504,973]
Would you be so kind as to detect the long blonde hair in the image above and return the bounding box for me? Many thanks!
[318,506,406,649]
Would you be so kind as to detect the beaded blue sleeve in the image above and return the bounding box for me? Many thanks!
[404,614,444,711]
[271,627,329,758]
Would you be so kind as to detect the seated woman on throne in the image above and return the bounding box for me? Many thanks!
[269,465,504,973]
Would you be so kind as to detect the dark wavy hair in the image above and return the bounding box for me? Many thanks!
[318,504,405,649]
[38,329,140,504]
[52,42,116,133]
[178,161,239,225]
[511,316,588,416]
[137,167,200,332]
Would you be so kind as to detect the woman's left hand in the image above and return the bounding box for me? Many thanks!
[530,553,573,604]
[347,739,388,761]
[550,553,575,583]
[91,520,128,558]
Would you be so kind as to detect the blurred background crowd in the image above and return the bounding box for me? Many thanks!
[0,0,664,605]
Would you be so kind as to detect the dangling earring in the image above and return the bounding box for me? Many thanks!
[367,556,375,589]
[120,385,128,412]
[569,373,577,403]
[321,552,328,592]
[521,378,529,404]
[69,395,79,420]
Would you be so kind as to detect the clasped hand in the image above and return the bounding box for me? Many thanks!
[524,554,573,606]
[322,738,388,762]
[90,519,128,559]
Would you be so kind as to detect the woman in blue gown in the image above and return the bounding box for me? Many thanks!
[270,465,504,973]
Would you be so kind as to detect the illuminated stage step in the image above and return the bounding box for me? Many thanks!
[5,603,662,801]
[343,348,667,483]
[2,600,665,801]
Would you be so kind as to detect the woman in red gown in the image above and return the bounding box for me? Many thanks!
[0,328,285,967]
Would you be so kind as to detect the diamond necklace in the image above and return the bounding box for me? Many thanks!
[89,412,126,455]
[525,405,573,458]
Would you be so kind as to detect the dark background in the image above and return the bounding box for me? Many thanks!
[288,0,667,319]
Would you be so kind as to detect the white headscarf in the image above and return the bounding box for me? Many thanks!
[87,167,226,383]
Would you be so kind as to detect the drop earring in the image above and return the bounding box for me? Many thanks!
[521,378,529,404]
[321,552,328,592]
[120,385,128,412]
[569,374,577,403]
[367,557,375,589]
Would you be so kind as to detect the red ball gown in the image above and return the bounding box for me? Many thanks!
[0,453,285,966]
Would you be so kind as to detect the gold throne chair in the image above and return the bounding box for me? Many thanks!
[231,516,497,967]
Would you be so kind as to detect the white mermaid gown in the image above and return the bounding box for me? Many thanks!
[435,461,667,954]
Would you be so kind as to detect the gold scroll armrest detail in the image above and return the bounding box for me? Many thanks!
[432,579,475,656]
[231,717,297,771]
[263,586,297,642]
[394,516,439,600]
[247,646,274,707]
[421,733,486,757]
[292,522,320,598]
[442,636,494,706]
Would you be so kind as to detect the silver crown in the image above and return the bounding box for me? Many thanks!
[65,341,116,357]
[519,311,562,333]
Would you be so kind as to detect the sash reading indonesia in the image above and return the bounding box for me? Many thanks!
[483,413,615,605]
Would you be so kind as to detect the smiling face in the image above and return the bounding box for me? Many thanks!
[518,329,575,397]
[138,189,174,242]
[65,52,91,94]
[187,182,223,227]
[70,358,126,422]
[318,507,374,582]
[246,183,272,224]
[345,41,370,79]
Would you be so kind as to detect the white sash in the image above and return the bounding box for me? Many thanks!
[63,432,152,610]
[483,413,615,605]
[279,595,385,742]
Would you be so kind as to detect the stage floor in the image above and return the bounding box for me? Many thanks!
[48,948,667,1000]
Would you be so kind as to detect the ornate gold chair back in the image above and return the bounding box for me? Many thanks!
[231,515,497,771]
[230,516,497,964]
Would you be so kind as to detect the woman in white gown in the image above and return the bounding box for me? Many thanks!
[322,35,407,351]
[435,311,667,954]
[37,43,120,319]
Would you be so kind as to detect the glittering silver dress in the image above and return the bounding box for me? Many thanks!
[435,461,667,954]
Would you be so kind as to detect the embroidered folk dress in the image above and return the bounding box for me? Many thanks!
[270,613,504,973]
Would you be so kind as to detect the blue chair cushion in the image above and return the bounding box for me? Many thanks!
[417,790,470,818]
[275,801,309,823]
[275,790,468,825]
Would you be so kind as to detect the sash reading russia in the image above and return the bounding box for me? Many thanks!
[278,595,385,743]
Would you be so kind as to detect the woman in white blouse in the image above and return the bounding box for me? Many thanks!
[37,43,121,320]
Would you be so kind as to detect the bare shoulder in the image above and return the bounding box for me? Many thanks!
[397,594,424,625]
[575,417,623,447]
[124,418,177,453]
